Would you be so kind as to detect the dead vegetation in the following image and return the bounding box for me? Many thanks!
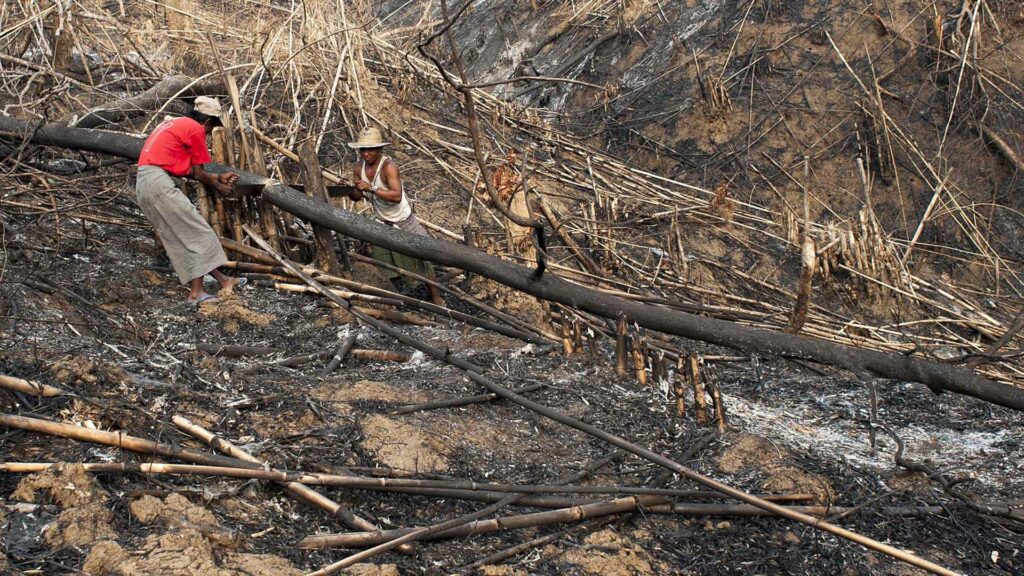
[2,0,1024,575]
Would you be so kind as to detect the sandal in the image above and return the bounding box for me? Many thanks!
[191,293,220,306]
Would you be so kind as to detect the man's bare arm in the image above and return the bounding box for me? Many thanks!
[375,161,403,203]
[192,164,236,195]
[348,164,366,201]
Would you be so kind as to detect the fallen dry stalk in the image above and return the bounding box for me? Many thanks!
[299,496,664,548]
[170,416,416,555]
[0,375,66,397]
[0,413,252,469]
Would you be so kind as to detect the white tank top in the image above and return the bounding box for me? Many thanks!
[360,156,412,223]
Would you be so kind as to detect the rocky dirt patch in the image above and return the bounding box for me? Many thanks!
[129,493,221,530]
[552,529,666,576]
[199,290,276,334]
[716,432,835,504]
[360,413,451,473]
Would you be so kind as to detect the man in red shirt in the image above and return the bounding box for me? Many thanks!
[136,97,242,304]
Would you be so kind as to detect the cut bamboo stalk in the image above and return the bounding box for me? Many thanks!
[295,495,939,550]
[631,334,648,386]
[615,313,628,377]
[651,350,667,387]
[225,75,251,171]
[171,416,416,555]
[211,128,243,243]
[348,349,411,363]
[220,238,277,265]
[673,356,687,417]
[195,181,213,228]
[561,317,574,355]
[0,462,817,505]
[787,236,816,334]
[688,354,709,425]
[707,377,727,433]
[245,114,282,254]
[322,329,359,377]
[254,280,403,306]
[0,375,66,397]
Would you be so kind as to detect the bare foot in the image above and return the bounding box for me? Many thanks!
[219,276,248,292]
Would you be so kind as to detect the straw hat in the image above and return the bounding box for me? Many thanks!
[348,126,390,149]
[194,96,224,118]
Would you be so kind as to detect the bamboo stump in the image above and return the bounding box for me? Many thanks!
[787,236,816,334]
[244,123,281,254]
[211,128,243,243]
[673,356,687,417]
[615,313,629,377]
[298,140,342,274]
[687,354,709,426]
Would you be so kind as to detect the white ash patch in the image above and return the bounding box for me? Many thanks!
[724,389,1024,491]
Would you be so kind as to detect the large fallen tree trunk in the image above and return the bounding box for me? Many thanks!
[2,117,1022,412]
[64,75,226,129]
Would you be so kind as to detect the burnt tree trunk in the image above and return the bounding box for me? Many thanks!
[3,117,1023,412]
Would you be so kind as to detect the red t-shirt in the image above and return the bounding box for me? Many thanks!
[137,117,212,177]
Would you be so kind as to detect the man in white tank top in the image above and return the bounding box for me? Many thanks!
[347,127,443,305]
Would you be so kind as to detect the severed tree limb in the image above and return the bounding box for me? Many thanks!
[1,119,1021,410]
[66,75,226,129]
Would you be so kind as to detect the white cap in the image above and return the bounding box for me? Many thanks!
[194,96,223,118]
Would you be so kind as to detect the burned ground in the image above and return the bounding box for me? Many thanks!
[1,222,1023,574]
[3,0,1024,575]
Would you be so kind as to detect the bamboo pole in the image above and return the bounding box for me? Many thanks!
[0,461,816,504]
[391,383,545,415]
[211,128,243,243]
[348,349,411,363]
[707,378,727,433]
[298,496,663,548]
[0,413,252,468]
[631,334,648,386]
[170,416,416,555]
[245,113,282,253]
[0,375,66,397]
[787,235,816,334]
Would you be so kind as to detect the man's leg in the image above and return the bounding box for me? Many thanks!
[187,277,209,301]
[210,269,240,291]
